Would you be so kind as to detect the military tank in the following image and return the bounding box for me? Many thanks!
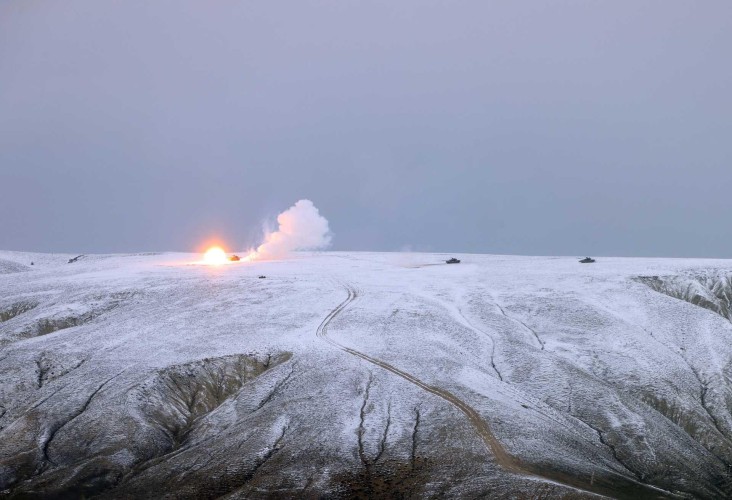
[446,258,461,264]
[579,257,596,263]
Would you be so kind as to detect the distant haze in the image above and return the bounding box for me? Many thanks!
[1,1,730,257]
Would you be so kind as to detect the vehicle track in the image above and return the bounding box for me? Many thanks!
[317,284,679,499]
[317,285,520,473]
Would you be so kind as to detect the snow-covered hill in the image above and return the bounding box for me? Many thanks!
[1,251,732,499]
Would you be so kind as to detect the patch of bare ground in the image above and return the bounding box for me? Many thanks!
[34,353,87,389]
[22,314,94,339]
[638,275,732,323]
[330,457,433,499]
[5,292,138,344]
[0,301,38,323]
[139,352,291,458]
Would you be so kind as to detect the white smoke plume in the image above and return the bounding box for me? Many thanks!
[248,200,332,260]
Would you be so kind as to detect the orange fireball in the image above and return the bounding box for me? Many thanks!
[202,246,228,266]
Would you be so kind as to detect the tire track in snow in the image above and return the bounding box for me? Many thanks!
[316,285,519,472]
[316,285,677,498]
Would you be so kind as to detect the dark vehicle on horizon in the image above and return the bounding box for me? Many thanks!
[579,257,596,263]
[446,258,461,264]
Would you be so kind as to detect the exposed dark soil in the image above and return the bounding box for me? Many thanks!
[0,301,37,323]
[639,275,732,323]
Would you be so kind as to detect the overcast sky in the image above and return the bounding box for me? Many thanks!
[1,1,730,257]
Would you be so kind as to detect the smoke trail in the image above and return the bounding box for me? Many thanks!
[248,200,332,260]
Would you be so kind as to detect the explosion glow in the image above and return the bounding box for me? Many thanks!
[192,199,331,266]
[202,246,228,266]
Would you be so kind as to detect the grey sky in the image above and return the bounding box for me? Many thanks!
[1,1,730,257]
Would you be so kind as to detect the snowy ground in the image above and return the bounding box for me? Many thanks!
[1,250,732,498]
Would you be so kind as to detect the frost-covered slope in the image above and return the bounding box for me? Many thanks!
[1,251,732,499]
